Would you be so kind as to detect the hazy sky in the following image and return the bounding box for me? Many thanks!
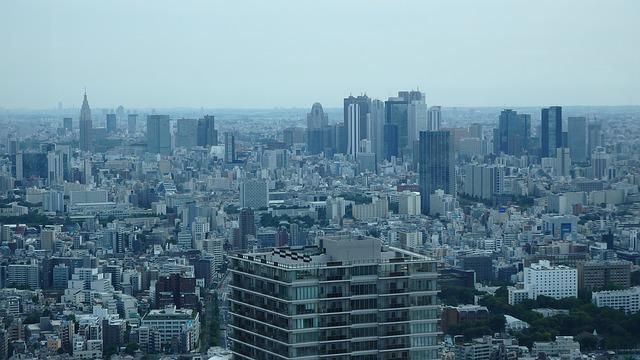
[1,0,639,109]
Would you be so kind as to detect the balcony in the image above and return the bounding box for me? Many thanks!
[389,271,407,277]
[325,321,347,327]
[326,292,344,298]
[326,307,344,313]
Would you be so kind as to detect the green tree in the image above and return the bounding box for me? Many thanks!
[124,342,139,355]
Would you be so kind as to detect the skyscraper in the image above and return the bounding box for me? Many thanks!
[419,130,455,215]
[197,115,218,147]
[541,106,563,158]
[106,113,117,133]
[146,115,172,155]
[385,91,424,160]
[127,114,137,135]
[369,99,385,161]
[343,95,370,140]
[347,103,360,157]
[588,121,602,158]
[79,92,92,152]
[427,106,441,131]
[497,109,531,156]
[63,117,73,131]
[408,97,428,153]
[306,102,328,129]
[224,132,236,163]
[306,103,335,155]
[237,208,256,251]
[567,116,587,163]
[229,234,441,359]
[385,97,408,159]
[175,118,198,148]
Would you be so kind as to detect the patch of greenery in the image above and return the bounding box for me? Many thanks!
[476,289,640,350]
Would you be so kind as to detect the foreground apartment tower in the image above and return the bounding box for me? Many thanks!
[229,235,441,359]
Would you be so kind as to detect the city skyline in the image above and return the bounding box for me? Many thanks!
[1,0,639,109]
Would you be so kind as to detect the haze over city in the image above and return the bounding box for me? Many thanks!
[2,2,640,360]
[1,0,639,109]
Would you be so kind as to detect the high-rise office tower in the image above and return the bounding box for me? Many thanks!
[175,118,198,148]
[343,95,370,141]
[106,113,117,133]
[385,91,424,160]
[237,208,256,251]
[427,106,441,131]
[127,114,137,135]
[197,115,218,147]
[541,106,563,158]
[385,97,407,159]
[79,92,92,152]
[239,179,268,209]
[591,147,610,179]
[63,117,73,131]
[369,99,385,161]
[307,102,328,129]
[408,98,428,153]
[497,109,531,156]
[229,234,441,359]
[146,115,172,155]
[556,147,571,177]
[224,132,236,163]
[347,103,360,157]
[419,130,455,215]
[283,127,304,147]
[469,123,483,139]
[588,121,602,158]
[567,116,587,164]
[306,103,333,154]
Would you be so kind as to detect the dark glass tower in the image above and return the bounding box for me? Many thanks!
[419,130,455,215]
[498,109,531,156]
[541,106,562,158]
[197,115,218,146]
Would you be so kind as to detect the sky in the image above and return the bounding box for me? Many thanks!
[1,0,639,109]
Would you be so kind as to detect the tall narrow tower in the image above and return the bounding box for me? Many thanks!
[79,92,92,152]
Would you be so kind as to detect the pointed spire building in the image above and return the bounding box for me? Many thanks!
[79,91,93,151]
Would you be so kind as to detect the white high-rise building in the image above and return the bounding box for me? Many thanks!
[427,106,441,131]
[524,260,577,301]
[408,100,428,152]
[369,100,385,162]
[347,103,360,157]
[398,191,421,215]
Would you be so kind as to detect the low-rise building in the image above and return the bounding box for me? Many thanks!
[592,286,640,314]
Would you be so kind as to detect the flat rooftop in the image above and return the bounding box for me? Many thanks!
[232,235,433,269]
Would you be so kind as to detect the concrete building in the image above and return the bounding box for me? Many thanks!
[398,191,421,215]
[141,306,200,352]
[522,260,577,302]
[7,264,40,289]
[532,336,580,358]
[592,287,640,314]
[239,179,268,209]
[577,260,631,291]
[229,235,441,359]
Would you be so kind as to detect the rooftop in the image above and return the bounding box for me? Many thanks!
[231,235,433,269]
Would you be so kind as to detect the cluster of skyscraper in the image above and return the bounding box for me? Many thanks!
[493,106,602,164]
[306,91,442,163]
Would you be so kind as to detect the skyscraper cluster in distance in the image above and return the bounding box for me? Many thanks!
[0,86,638,360]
